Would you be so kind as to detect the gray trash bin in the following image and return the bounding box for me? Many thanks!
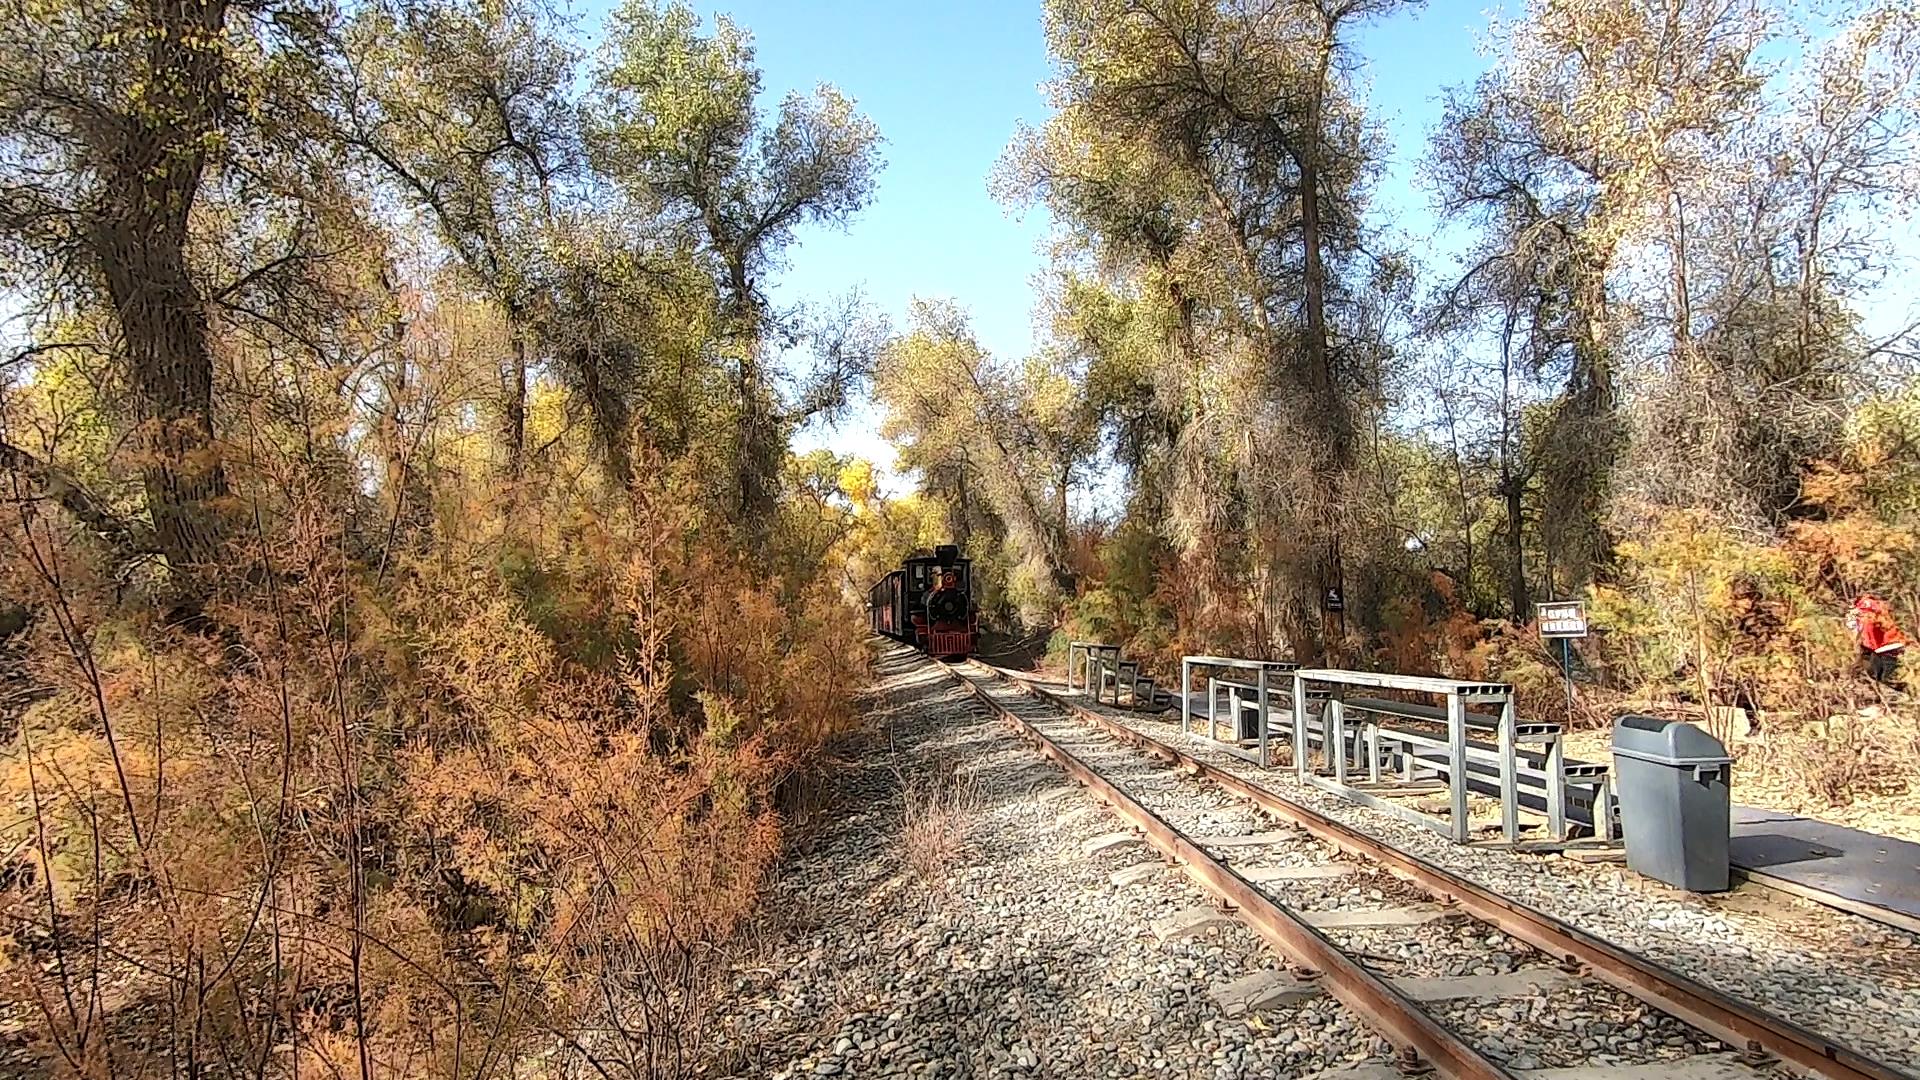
[1611,715,1733,891]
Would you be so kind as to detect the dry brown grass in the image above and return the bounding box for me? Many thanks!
[1746,701,1920,807]
[896,760,985,889]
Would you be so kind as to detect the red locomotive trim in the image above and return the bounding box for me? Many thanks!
[928,629,975,658]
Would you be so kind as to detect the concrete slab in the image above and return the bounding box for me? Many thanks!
[1296,1065,1401,1080]
[1199,830,1299,848]
[1525,1053,1769,1080]
[1236,863,1353,883]
[1055,805,1103,828]
[1080,831,1142,856]
[1151,905,1240,942]
[1391,967,1581,1002]
[1730,806,1920,932]
[1300,1055,1768,1080]
[1211,966,1578,1019]
[1302,905,1448,930]
[1109,862,1164,888]
[1209,969,1322,1017]
[1557,846,1628,864]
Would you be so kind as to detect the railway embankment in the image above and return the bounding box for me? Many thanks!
[698,645,1385,1078]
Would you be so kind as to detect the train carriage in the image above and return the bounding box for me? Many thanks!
[869,544,978,659]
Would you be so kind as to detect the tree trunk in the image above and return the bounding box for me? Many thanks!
[1545,254,1620,587]
[952,461,972,547]
[377,281,431,545]
[502,329,528,479]
[1298,41,1348,662]
[1665,184,1695,365]
[96,224,229,570]
[573,343,634,491]
[1161,263,1200,422]
[1573,253,1617,408]
[1504,472,1527,623]
[736,350,775,522]
[717,255,776,527]
[1299,160,1334,433]
[1795,197,1825,378]
[0,441,159,561]
[89,0,233,572]
[1454,454,1475,599]
[1057,464,1070,541]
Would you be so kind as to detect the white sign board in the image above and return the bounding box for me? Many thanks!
[1537,601,1588,639]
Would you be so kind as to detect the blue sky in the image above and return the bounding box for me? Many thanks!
[604,0,1504,488]
[663,0,1069,484]
[665,1,1066,380]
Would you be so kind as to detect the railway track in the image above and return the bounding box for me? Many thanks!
[939,658,1914,1080]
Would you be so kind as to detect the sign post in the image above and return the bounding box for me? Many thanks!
[1536,600,1589,723]
[1321,586,1347,658]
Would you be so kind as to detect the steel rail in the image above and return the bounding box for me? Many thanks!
[976,662,1912,1080]
[940,661,1513,1080]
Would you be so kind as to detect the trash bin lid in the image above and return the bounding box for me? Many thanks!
[1611,714,1732,767]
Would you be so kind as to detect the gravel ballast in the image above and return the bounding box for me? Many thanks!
[697,646,1390,1079]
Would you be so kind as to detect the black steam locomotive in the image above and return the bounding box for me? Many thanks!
[869,544,978,659]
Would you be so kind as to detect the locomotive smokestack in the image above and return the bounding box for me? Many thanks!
[935,543,960,567]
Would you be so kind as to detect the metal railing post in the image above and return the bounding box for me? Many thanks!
[1446,692,1470,843]
[1329,695,1347,786]
[1180,657,1192,737]
[1498,698,1520,845]
[1256,664,1270,769]
[1546,733,1568,841]
[1293,672,1309,782]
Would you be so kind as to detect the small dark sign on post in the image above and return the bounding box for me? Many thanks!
[1537,600,1587,723]
[1537,600,1588,638]
[1323,586,1345,612]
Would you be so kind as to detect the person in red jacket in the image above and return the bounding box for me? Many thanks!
[1846,594,1909,684]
